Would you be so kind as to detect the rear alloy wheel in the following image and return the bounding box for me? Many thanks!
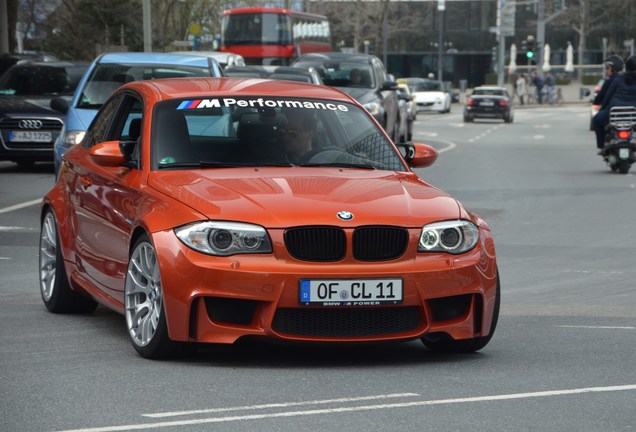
[422,270,501,353]
[39,210,97,313]
[125,235,179,359]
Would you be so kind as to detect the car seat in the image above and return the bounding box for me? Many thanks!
[155,111,192,164]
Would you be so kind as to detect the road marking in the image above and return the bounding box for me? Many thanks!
[0,226,37,232]
[557,325,636,330]
[56,384,636,432]
[144,393,419,418]
[0,198,41,214]
[467,124,501,142]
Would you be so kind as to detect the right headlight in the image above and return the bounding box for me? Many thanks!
[418,220,479,254]
[175,221,272,256]
[59,130,86,148]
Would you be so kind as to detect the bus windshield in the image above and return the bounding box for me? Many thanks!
[222,13,292,46]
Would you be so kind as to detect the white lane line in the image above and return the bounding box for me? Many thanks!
[0,198,41,214]
[557,325,636,330]
[144,393,419,418]
[0,226,37,231]
[56,384,636,432]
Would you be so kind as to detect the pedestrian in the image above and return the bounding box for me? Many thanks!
[545,72,556,105]
[516,74,527,105]
[531,71,544,104]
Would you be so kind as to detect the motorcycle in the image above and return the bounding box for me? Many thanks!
[600,106,636,174]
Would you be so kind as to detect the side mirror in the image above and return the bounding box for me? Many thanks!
[89,140,126,166]
[382,80,398,91]
[398,142,438,168]
[50,97,69,114]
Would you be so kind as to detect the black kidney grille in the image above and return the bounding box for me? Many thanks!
[272,306,422,337]
[353,226,409,261]
[284,226,346,262]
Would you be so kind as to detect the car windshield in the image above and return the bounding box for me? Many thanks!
[77,63,212,108]
[152,96,405,171]
[412,81,443,92]
[0,64,86,96]
[294,61,374,89]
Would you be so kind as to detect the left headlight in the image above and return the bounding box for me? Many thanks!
[363,102,381,115]
[418,220,479,254]
[175,221,272,256]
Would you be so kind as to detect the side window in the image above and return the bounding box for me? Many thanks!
[82,94,124,149]
[374,60,387,84]
[107,94,144,167]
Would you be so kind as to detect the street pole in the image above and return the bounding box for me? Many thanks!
[437,0,445,81]
[536,0,545,79]
[143,0,152,52]
[0,0,9,53]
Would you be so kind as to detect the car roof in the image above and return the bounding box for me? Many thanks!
[10,60,89,68]
[294,52,376,64]
[122,77,351,101]
[474,86,506,91]
[95,52,216,67]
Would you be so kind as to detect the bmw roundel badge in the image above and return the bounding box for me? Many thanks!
[337,211,354,221]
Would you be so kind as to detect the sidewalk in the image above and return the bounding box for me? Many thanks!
[509,82,592,107]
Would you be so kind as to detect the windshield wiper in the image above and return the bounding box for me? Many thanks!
[158,161,293,169]
[298,162,376,169]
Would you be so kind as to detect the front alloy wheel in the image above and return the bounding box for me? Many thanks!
[125,235,177,359]
[39,210,97,313]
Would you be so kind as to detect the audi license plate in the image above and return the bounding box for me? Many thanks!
[9,131,52,143]
[300,278,403,306]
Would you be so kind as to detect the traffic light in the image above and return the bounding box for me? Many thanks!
[526,36,535,62]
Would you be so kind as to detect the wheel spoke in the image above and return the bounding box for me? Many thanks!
[125,240,164,348]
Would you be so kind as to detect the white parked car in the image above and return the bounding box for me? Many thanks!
[172,51,246,70]
[412,79,451,114]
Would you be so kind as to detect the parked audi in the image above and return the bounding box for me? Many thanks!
[0,61,87,167]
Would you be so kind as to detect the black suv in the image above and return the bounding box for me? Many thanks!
[0,61,87,167]
[291,53,400,142]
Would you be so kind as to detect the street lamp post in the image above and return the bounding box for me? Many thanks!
[437,0,445,81]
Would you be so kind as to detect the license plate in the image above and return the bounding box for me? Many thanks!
[9,131,53,143]
[299,278,403,306]
[619,148,630,159]
[480,100,494,106]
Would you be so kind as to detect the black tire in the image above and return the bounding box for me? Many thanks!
[463,114,472,123]
[39,210,98,314]
[422,270,501,353]
[125,234,182,359]
[16,160,35,168]
[618,161,631,174]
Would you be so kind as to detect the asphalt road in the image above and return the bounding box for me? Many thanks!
[1,105,635,432]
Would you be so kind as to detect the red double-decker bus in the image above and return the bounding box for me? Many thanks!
[220,8,332,66]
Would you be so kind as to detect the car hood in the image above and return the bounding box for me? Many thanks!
[148,168,461,228]
[0,95,68,117]
[335,87,379,105]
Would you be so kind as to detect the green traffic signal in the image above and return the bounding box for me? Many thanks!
[526,51,534,59]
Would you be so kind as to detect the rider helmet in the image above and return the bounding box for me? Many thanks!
[604,55,624,73]
[625,55,636,72]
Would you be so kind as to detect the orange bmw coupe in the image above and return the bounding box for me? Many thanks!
[39,78,499,359]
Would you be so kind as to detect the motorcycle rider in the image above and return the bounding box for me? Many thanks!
[593,55,636,154]
[593,55,624,108]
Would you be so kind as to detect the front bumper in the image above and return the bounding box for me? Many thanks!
[152,227,498,346]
